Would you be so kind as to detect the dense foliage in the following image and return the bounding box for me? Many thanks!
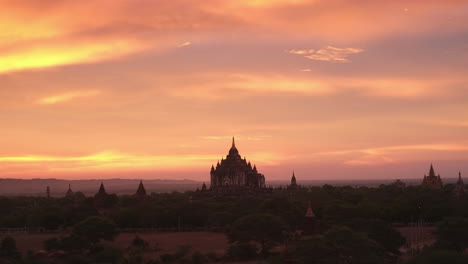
[0,183,467,263]
[0,184,466,231]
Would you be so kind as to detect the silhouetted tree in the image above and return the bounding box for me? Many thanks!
[227,213,288,255]
[72,216,119,246]
[288,226,386,264]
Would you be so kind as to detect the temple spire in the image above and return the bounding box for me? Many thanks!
[232,137,236,148]
[457,171,464,185]
[305,201,315,218]
[429,164,435,176]
[291,171,297,186]
[98,181,106,194]
[136,180,147,197]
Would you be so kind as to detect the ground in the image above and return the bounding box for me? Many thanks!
[8,231,228,256]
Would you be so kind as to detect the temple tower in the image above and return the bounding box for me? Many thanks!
[210,137,266,190]
[454,172,466,198]
[421,164,443,188]
[135,180,147,199]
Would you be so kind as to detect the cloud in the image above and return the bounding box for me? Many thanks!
[287,49,315,55]
[344,155,396,166]
[288,46,364,63]
[314,143,468,166]
[164,72,465,99]
[201,135,272,140]
[0,150,285,171]
[0,38,147,74]
[0,0,465,74]
[300,69,311,72]
[178,41,191,48]
[38,90,100,105]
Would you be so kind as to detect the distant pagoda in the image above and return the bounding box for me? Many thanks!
[94,182,110,208]
[135,180,147,199]
[65,184,74,197]
[210,137,266,190]
[421,164,443,189]
[301,201,318,236]
[453,172,466,198]
[287,171,300,191]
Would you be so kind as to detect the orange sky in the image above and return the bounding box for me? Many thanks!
[0,0,467,180]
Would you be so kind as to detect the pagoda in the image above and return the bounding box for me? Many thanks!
[453,172,466,198]
[301,202,318,236]
[288,171,298,190]
[135,180,147,199]
[210,137,266,190]
[94,182,110,208]
[65,184,74,198]
[421,164,443,189]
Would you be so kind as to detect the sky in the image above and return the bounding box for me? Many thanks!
[0,0,467,181]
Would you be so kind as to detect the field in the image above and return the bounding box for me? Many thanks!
[9,232,229,256]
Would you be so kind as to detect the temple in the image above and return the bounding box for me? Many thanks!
[421,164,443,188]
[210,137,266,190]
[453,172,466,198]
[301,201,318,236]
[65,184,74,197]
[94,182,110,208]
[135,180,147,199]
[288,171,299,190]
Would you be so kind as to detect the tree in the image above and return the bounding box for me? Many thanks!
[226,243,258,261]
[0,236,21,259]
[227,213,288,255]
[434,217,468,251]
[131,236,149,251]
[407,250,468,264]
[289,226,386,264]
[72,216,119,246]
[347,218,405,256]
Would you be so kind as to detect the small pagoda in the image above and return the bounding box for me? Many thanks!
[135,180,148,200]
[421,164,443,189]
[453,172,466,198]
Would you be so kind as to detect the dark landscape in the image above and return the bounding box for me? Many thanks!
[1,0,467,263]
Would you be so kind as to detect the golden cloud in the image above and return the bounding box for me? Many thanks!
[165,72,465,99]
[0,0,465,74]
[178,41,191,48]
[288,46,364,63]
[0,38,147,74]
[38,90,100,105]
[0,150,286,171]
[287,49,315,55]
[314,143,468,166]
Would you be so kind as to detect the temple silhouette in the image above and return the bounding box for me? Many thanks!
[210,137,266,190]
[421,164,443,188]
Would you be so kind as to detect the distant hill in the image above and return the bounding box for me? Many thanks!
[0,177,460,197]
[0,178,202,197]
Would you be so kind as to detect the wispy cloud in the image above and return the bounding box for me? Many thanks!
[0,39,147,74]
[287,49,315,55]
[314,143,468,166]
[178,41,191,48]
[287,46,364,63]
[0,150,285,171]
[38,90,100,105]
[201,135,272,141]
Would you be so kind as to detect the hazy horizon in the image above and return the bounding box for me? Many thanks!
[1,0,467,180]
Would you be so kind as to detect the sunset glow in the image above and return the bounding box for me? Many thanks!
[1,0,467,180]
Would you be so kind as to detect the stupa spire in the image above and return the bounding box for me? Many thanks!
[429,163,435,176]
[98,181,106,194]
[136,180,147,197]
